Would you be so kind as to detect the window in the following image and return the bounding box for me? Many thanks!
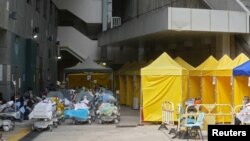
[43,0,47,19]
[36,0,40,12]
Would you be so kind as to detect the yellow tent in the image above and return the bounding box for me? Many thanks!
[125,62,147,109]
[213,55,233,122]
[118,62,135,104]
[125,62,138,107]
[189,56,218,104]
[141,52,188,122]
[175,57,195,70]
[232,53,249,106]
[175,57,195,101]
[234,76,250,106]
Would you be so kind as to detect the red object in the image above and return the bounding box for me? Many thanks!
[194,99,202,105]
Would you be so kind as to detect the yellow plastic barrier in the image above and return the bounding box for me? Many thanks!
[184,104,234,127]
[158,101,175,130]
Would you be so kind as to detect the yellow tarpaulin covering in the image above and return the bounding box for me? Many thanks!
[190,56,218,104]
[126,62,146,106]
[189,76,201,99]
[175,57,196,100]
[126,76,134,106]
[68,73,110,89]
[190,56,218,76]
[113,72,119,92]
[175,57,195,70]
[234,76,250,106]
[232,53,249,68]
[216,76,232,122]
[233,53,249,106]
[214,55,233,76]
[214,55,233,122]
[119,75,126,104]
[125,62,147,107]
[125,62,139,107]
[118,63,134,104]
[201,76,215,104]
[141,52,188,122]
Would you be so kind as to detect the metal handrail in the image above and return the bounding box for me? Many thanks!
[111,17,121,29]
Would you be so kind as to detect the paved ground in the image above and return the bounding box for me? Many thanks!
[1,107,208,141]
[1,120,33,141]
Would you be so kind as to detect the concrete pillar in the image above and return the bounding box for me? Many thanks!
[108,0,112,25]
[102,0,108,31]
[0,31,12,100]
[215,34,230,59]
[101,45,108,61]
[230,35,236,58]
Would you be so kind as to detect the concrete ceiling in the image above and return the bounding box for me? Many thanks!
[111,30,232,48]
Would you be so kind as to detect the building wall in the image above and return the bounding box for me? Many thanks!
[115,0,205,23]
[107,46,138,64]
[0,0,58,99]
[53,0,102,23]
[57,27,100,60]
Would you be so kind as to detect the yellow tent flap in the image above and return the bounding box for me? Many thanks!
[119,75,126,104]
[175,57,194,70]
[214,55,233,122]
[174,57,198,101]
[189,56,218,105]
[190,56,218,76]
[141,52,187,122]
[201,76,215,104]
[216,76,232,122]
[189,76,201,99]
[142,75,183,121]
[118,62,135,104]
[234,76,250,106]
